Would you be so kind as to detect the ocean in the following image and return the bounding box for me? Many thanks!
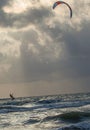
[0,92,90,130]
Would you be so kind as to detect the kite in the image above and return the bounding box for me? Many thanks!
[53,1,72,18]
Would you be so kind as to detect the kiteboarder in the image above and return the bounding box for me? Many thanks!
[9,93,15,100]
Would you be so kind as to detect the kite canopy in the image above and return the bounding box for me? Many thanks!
[53,1,72,18]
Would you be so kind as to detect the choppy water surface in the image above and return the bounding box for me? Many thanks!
[0,92,90,130]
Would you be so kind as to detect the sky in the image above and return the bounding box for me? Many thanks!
[0,0,90,98]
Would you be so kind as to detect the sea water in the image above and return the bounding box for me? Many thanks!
[0,92,90,130]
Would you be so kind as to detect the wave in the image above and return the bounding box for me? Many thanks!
[42,111,90,123]
[0,100,90,114]
[0,123,10,128]
[0,93,90,130]
[23,118,40,125]
[0,93,90,110]
[59,122,90,130]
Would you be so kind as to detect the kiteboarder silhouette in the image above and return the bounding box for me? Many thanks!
[9,93,15,100]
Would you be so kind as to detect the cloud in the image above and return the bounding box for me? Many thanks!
[0,0,90,94]
[0,0,10,8]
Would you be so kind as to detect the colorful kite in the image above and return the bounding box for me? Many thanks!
[53,1,72,18]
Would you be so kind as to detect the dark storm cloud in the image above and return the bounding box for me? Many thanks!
[19,22,90,83]
[0,0,90,93]
[0,0,19,27]
[5,12,90,84]
[0,0,13,27]
[0,10,13,27]
[0,0,10,8]
[0,4,52,28]
[62,23,90,78]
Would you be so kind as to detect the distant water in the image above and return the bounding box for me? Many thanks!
[0,93,90,130]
